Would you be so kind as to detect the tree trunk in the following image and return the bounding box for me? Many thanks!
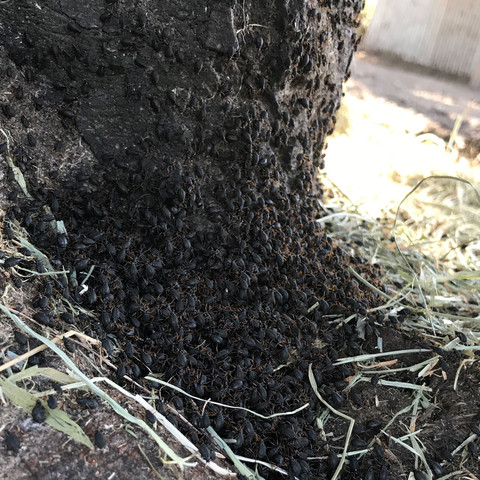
[0,2,378,479]
[1,0,360,205]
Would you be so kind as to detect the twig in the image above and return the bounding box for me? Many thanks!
[358,378,432,392]
[333,348,431,366]
[72,376,241,477]
[453,359,476,391]
[382,430,422,458]
[348,266,391,300]
[207,427,264,479]
[145,375,309,420]
[137,444,165,479]
[0,330,98,373]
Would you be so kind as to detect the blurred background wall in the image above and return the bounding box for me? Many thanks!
[362,0,480,86]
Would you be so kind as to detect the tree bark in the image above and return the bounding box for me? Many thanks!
[0,2,376,479]
[1,0,360,216]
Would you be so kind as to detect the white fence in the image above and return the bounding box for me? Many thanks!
[362,0,480,86]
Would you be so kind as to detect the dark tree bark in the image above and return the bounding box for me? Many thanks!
[0,0,360,214]
[0,2,378,479]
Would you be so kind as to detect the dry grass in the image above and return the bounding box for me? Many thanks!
[321,145,480,340]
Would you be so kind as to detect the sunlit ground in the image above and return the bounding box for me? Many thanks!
[323,52,480,219]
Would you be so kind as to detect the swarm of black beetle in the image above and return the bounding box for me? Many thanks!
[3,140,387,479]
[0,1,383,476]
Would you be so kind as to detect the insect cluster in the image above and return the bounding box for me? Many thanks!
[0,1,393,478]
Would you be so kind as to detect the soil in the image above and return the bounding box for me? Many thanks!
[345,324,480,479]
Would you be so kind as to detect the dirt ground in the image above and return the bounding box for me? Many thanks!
[2,292,480,480]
